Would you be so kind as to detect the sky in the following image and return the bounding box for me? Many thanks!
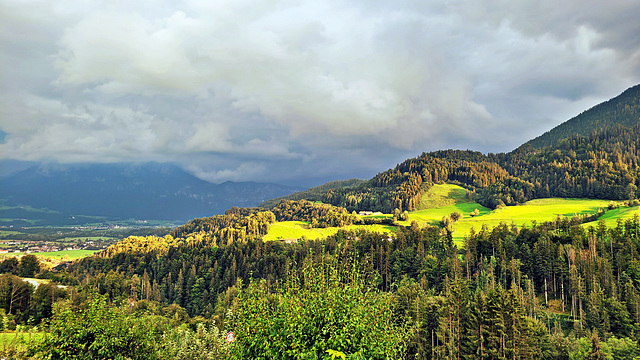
[1,0,639,187]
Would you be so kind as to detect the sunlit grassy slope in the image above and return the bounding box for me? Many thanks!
[405,184,614,243]
[263,221,396,241]
[4,250,99,260]
[263,183,638,246]
[583,205,640,229]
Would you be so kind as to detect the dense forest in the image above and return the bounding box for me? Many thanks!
[5,206,640,359]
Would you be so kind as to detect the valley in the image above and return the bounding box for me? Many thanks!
[1,83,640,359]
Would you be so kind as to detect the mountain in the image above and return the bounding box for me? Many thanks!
[265,84,640,212]
[0,162,303,224]
[259,178,365,208]
[526,84,640,149]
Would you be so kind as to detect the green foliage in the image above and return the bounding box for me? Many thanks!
[30,295,164,360]
[159,322,230,360]
[17,255,39,278]
[326,349,347,359]
[101,234,181,257]
[227,256,409,359]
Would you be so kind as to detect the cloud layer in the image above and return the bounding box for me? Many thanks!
[1,0,639,185]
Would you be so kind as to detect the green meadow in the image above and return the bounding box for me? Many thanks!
[5,249,99,260]
[262,184,640,246]
[263,221,396,241]
[0,331,43,351]
[582,205,640,229]
[448,198,611,244]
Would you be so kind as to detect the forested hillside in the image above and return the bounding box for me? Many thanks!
[13,206,640,359]
[527,84,640,148]
[270,85,640,213]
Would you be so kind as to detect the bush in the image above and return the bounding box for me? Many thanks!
[159,322,231,360]
[227,256,409,359]
[29,295,165,360]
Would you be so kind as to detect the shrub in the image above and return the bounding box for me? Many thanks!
[29,295,164,360]
[227,256,409,359]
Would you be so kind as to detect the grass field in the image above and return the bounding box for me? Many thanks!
[401,184,491,235]
[401,184,613,245]
[582,205,640,229]
[263,221,396,241]
[418,183,469,209]
[448,198,612,244]
[262,183,640,246]
[4,249,99,260]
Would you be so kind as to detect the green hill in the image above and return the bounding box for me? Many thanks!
[526,84,640,149]
[266,84,640,213]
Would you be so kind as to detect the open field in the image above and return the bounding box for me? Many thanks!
[263,221,396,241]
[3,249,99,260]
[582,205,640,229]
[449,198,612,244]
[402,184,614,244]
[262,184,637,246]
[418,183,470,209]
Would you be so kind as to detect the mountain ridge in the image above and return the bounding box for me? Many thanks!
[263,84,640,213]
[525,83,640,149]
[0,162,303,224]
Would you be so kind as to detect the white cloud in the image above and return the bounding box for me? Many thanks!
[187,161,268,183]
[1,0,639,183]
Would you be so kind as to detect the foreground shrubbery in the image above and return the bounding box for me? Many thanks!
[12,256,407,359]
[227,256,408,359]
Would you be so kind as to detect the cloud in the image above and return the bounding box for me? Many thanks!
[1,0,639,184]
[186,161,268,183]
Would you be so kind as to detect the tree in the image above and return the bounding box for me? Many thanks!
[18,255,40,278]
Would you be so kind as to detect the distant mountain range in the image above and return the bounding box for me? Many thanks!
[0,162,303,225]
[3,84,639,227]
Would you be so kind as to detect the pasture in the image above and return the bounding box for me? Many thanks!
[5,249,99,260]
[262,183,639,247]
[0,331,43,352]
[263,221,396,241]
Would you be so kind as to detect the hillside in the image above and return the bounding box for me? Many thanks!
[526,84,640,148]
[259,178,365,208]
[0,162,302,224]
[264,84,640,213]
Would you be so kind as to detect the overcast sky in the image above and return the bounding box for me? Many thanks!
[1,0,639,186]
